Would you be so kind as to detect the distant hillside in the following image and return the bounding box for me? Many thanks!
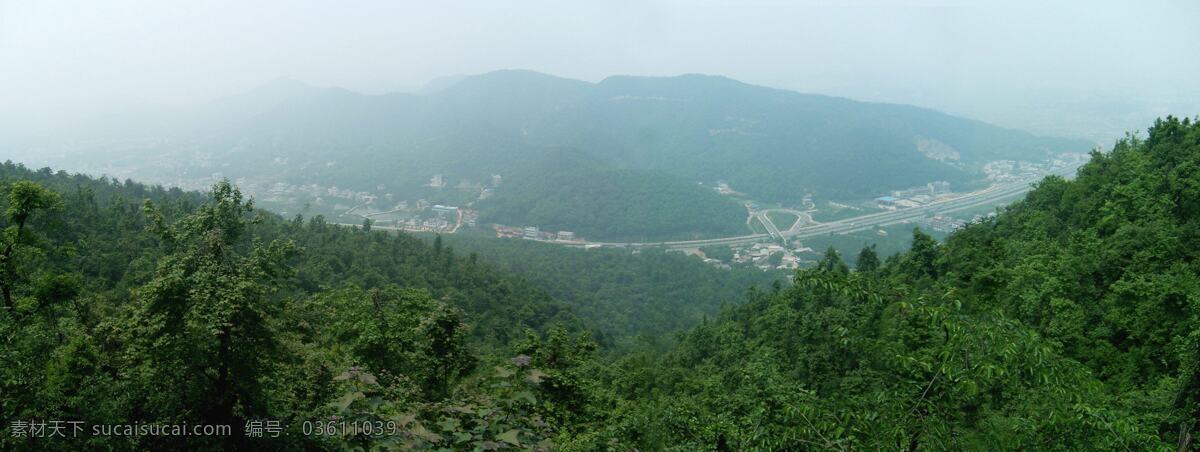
[477,151,746,241]
[521,73,1091,200]
[437,232,784,343]
[17,70,1093,239]
[564,116,1200,450]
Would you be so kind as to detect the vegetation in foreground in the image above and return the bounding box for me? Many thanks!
[1,116,1198,449]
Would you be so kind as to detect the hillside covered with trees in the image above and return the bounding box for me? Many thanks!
[0,162,586,449]
[2,116,1197,449]
[558,116,1200,449]
[436,232,784,343]
[477,151,748,241]
[15,70,1091,241]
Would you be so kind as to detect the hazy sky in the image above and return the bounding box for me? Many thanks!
[2,0,1198,138]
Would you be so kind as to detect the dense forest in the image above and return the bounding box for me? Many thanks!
[558,117,1199,449]
[2,116,1198,449]
[19,71,1089,224]
[0,163,585,449]
[433,232,783,343]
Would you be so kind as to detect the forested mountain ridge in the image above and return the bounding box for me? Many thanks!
[476,150,748,242]
[523,72,1091,201]
[0,162,578,344]
[0,161,590,449]
[19,70,1092,240]
[189,71,1093,203]
[558,116,1200,449]
[0,158,775,449]
[435,232,785,343]
[0,117,1196,449]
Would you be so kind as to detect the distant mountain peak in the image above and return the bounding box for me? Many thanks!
[601,73,738,84]
[419,75,468,94]
[258,76,315,91]
[208,77,330,115]
[437,69,594,93]
[592,73,762,102]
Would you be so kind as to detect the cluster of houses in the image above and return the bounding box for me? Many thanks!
[428,173,504,201]
[983,154,1088,184]
[914,214,968,233]
[349,201,464,234]
[700,242,815,271]
[909,211,997,233]
[462,210,479,228]
[236,179,379,210]
[983,160,1046,183]
[375,217,453,232]
[875,181,952,210]
[493,225,581,243]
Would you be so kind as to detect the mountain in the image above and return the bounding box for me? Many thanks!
[558,116,1200,449]
[437,231,784,342]
[476,150,747,241]
[522,73,1091,200]
[1,116,1194,449]
[0,161,595,448]
[17,70,1093,240]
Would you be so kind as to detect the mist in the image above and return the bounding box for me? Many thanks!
[2,0,1198,142]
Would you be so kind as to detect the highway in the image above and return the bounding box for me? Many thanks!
[338,167,1075,251]
[752,211,784,240]
[579,175,1054,250]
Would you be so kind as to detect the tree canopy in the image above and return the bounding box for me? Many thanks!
[0,116,1195,449]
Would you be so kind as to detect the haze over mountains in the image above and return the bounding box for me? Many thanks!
[9,70,1092,240]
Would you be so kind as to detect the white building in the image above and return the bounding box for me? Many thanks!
[429,174,445,188]
[523,226,540,240]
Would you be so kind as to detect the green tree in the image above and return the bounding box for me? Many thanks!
[817,246,849,274]
[767,251,784,267]
[514,326,598,427]
[856,244,880,273]
[422,302,473,398]
[700,245,735,262]
[907,228,939,279]
[0,180,61,310]
[297,285,473,401]
[123,181,297,446]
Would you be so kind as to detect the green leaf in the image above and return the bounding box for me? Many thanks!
[513,390,537,404]
[336,391,364,411]
[494,366,515,378]
[525,368,548,384]
[496,429,521,445]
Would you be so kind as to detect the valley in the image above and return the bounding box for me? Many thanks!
[4,2,1197,449]
[10,71,1093,246]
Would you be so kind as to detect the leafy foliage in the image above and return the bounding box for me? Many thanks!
[440,233,783,342]
[560,116,1199,449]
[0,116,1193,449]
[50,70,1089,241]
[0,162,579,448]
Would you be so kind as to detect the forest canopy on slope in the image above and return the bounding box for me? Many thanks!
[557,116,1200,449]
[476,151,748,241]
[435,232,784,342]
[0,162,587,449]
[0,116,1196,450]
[18,71,1092,243]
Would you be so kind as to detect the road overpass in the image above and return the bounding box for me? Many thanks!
[753,211,784,241]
